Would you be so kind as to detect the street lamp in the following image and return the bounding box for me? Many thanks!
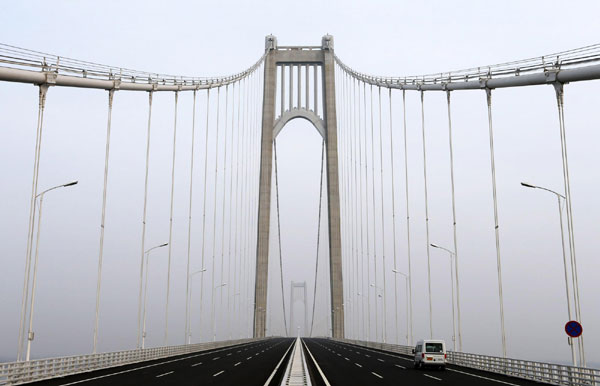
[25,180,78,361]
[186,268,207,344]
[430,243,457,351]
[521,181,579,366]
[391,269,410,345]
[212,283,227,341]
[141,242,168,349]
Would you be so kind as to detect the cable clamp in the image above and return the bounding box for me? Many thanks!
[44,71,57,85]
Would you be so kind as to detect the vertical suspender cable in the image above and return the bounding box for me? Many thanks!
[219,85,230,338]
[369,85,379,342]
[353,77,361,340]
[389,88,401,345]
[377,87,388,344]
[184,90,197,344]
[234,81,242,337]
[244,76,253,337]
[93,88,115,353]
[420,91,433,340]
[357,79,366,340]
[274,142,289,336]
[199,89,211,342]
[362,82,371,342]
[446,91,462,351]
[309,140,326,336]
[227,82,236,339]
[18,84,49,361]
[485,88,507,358]
[164,91,179,346]
[210,87,221,342]
[554,83,585,366]
[137,91,153,349]
[401,89,414,345]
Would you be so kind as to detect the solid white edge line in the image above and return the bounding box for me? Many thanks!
[302,339,332,386]
[424,374,442,381]
[54,340,267,385]
[332,340,523,386]
[447,369,520,386]
[262,338,295,386]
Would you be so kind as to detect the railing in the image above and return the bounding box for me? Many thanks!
[0,337,264,385]
[335,43,600,87]
[0,42,266,89]
[332,338,599,386]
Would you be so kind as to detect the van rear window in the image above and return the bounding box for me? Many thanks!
[425,343,443,353]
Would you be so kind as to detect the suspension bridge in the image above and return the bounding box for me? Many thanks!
[0,35,599,385]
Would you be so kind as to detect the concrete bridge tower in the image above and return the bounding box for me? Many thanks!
[253,35,344,338]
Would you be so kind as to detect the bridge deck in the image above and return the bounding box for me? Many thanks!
[25,337,553,385]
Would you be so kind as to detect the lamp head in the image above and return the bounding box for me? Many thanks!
[63,180,79,187]
[521,182,536,189]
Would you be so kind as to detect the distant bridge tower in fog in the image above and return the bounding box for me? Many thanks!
[289,281,308,337]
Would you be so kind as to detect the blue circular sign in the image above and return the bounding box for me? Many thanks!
[565,321,583,338]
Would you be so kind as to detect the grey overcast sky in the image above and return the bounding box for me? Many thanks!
[1,0,599,368]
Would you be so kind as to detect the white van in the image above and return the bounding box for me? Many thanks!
[413,340,446,370]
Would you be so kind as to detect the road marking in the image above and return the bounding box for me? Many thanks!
[371,372,383,379]
[53,340,266,385]
[302,339,332,386]
[355,363,362,367]
[191,362,202,367]
[234,361,241,366]
[155,371,173,378]
[395,364,406,369]
[247,356,253,360]
[377,358,385,362]
[213,371,224,377]
[424,374,442,381]
[365,354,370,357]
[227,353,232,356]
[237,350,241,353]
[263,339,296,386]
[344,357,349,361]
[212,357,220,360]
[447,368,520,385]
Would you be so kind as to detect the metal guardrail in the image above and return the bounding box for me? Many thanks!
[0,43,266,89]
[335,43,600,87]
[0,337,264,385]
[332,338,599,386]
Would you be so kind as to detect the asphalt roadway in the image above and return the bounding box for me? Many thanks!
[31,337,295,386]
[303,338,548,385]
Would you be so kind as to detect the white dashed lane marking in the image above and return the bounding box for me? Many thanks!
[191,362,202,367]
[372,372,383,379]
[155,371,173,378]
[212,357,220,360]
[234,362,241,367]
[213,371,224,377]
[395,364,406,369]
[355,363,362,368]
[377,358,384,362]
[424,374,442,381]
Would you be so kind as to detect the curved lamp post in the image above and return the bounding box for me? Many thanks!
[25,180,78,361]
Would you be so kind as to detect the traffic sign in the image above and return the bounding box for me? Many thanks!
[565,321,583,338]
